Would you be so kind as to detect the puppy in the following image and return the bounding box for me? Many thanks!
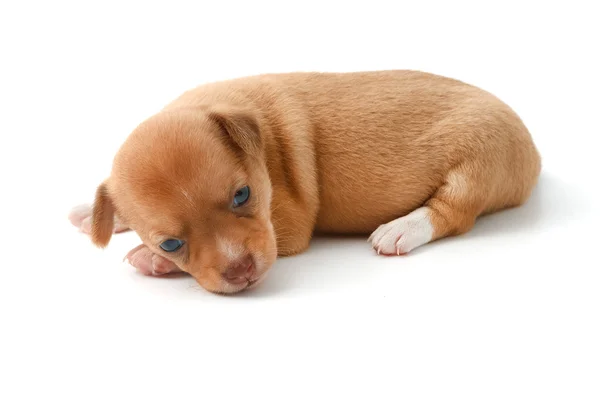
[69,70,541,294]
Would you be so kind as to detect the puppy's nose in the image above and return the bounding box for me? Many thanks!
[222,255,255,285]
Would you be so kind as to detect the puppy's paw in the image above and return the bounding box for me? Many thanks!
[124,244,182,276]
[368,207,434,256]
[68,203,129,234]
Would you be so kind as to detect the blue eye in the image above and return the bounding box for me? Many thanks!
[159,239,184,252]
[233,186,250,207]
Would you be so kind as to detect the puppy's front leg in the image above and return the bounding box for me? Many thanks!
[124,244,182,276]
[69,204,129,235]
[69,204,182,276]
[271,190,317,257]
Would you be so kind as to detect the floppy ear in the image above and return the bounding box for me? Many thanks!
[207,105,262,157]
[91,182,115,248]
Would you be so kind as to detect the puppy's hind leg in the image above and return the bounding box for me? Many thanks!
[369,162,498,256]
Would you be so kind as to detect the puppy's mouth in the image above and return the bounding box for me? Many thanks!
[233,272,268,292]
[247,272,269,289]
[225,275,261,287]
[221,274,264,293]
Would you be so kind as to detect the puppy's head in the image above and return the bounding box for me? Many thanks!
[90,105,277,293]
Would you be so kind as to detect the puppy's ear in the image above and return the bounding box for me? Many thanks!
[91,182,115,248]
[207,105,262,157]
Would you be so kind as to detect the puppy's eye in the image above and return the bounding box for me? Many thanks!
[159,239,184,252]
[233,186,250,207]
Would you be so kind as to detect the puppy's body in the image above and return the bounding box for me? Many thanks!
[167,70,540,250]
[73,70,541,293]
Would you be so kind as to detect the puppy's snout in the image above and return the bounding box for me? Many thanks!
[222,255,256,284]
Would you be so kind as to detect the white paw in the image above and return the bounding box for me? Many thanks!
[368,207,434,256]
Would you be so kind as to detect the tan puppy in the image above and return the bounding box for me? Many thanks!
[69,70,541,294]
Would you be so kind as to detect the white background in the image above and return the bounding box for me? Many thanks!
[1,1,599,399]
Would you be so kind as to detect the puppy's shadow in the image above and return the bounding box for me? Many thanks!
[239,237,377,298]
[243,171,585,297]
[465,171,587,238]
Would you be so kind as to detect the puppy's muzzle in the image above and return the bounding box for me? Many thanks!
[222,254,257,285]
